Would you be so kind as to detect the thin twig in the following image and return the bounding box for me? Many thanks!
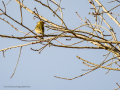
[10,46,22,79]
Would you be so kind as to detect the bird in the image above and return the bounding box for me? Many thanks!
[35,21,44,38]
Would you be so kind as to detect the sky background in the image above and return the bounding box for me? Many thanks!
[0,0,120,90]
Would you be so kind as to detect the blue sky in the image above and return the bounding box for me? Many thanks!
[0,0,120,90]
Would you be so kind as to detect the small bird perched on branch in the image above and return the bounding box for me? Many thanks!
[35,21,44,38]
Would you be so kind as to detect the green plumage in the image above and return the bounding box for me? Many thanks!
[35,21,44,36]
